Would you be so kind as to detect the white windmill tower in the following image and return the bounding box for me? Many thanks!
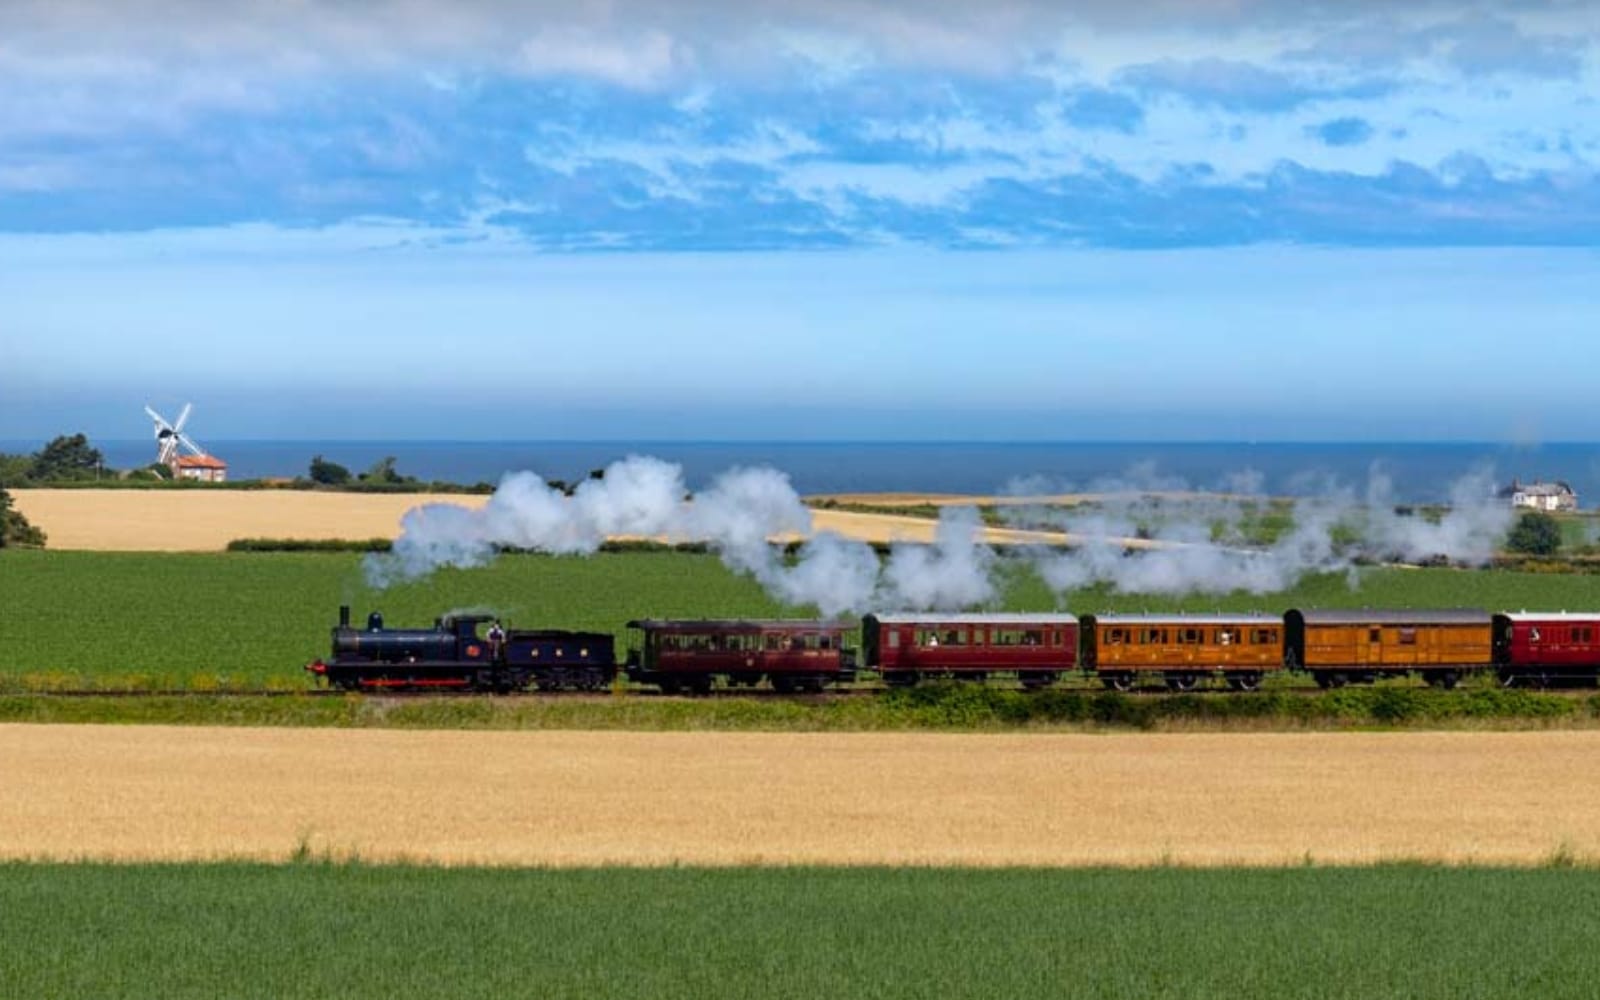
[145,403,226,480]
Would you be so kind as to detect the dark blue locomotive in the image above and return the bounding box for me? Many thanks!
[307,605,615,692]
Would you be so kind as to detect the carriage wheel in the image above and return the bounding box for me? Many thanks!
[1164,673,1200,693]
[1102,673,1135,693]
[1226,672,1262,693]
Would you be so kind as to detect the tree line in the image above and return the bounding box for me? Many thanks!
[0,434,117,486]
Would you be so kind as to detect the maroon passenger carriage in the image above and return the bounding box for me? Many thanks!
[1494,613,1600,687]
[861,613,1080,688]
[624,619,856,693]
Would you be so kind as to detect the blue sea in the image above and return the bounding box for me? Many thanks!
[12,440,1598,507]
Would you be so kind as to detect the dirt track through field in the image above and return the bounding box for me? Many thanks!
[4,725,1599,867]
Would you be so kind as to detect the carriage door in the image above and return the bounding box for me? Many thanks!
[1364,626,1383,667]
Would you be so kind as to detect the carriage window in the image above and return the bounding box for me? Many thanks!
[1368,628,1382,643]
[1583,628,1594,644]
[818,634,834,650]
[765,634,783,650]
[1024,630,1043,646]
[917,629,940,647]
[888,630,901,648]
[1142,628,1168,644]
[1107,629,1126,645]
[1530,628,1542,642]
[942,630,968,646]
[1215,629,1237,645]
[1179,628,1203,644]
[1251,628,1278,644]
[1398,628,1417,646]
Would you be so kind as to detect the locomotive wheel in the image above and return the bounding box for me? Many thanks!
[1164,673,1200,693]
[1226,672,1263,692]
[1102,673,1135,693]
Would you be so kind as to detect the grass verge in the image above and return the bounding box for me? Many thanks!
[2,862,1599,999]
[2,685,1598,731]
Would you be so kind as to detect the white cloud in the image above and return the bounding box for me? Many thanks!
[517,27,690,90]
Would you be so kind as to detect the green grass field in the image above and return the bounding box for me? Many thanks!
[5,549,1600,690]
[2,862,1598,999]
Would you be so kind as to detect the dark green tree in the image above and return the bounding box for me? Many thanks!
[27,433,105,481]
[0,488,46,547]
[360,456,407,485]
[1505,511,1562,556]
[0,452,31,486]
[308,455,352,486]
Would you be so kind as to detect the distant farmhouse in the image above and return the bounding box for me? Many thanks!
[171,454,228,483]
[1498,479,1578,512]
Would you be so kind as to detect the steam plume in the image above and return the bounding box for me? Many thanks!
[1008,464,1513,597]
[369,455,957,614]
[370,455,1518,611]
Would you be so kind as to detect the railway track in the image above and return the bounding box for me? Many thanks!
[6,682,1597,699]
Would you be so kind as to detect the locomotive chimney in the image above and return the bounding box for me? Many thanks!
[339,605,350,628]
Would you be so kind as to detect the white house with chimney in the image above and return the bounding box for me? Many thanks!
[1498,479,1578,512]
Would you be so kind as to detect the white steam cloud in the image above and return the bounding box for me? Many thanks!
[1009,464,1514,597]
[365,454,996,615]
[370,455,1518,611]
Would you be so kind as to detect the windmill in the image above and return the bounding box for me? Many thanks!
[144,403,209,466]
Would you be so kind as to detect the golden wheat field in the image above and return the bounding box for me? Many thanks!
[3,725,1598,866]
[7,489,1080,551]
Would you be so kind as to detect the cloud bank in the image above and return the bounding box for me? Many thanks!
[1,0,1595,247]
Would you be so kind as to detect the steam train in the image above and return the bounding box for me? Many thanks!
[306,604,1600,693]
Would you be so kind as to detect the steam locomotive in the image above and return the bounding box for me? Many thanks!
[308,606,613,692]
[306,604,1600,693]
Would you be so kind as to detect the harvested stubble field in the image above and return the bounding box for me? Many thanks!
[5,863,1600,1000]
[6,487,1071,551]
[4,725,1600,867]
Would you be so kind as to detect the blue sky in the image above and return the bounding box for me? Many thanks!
[1,0,1598,442]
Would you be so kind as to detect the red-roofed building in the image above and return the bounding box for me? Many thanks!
[172,454,228,483]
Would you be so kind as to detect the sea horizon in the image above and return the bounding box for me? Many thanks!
[5,438,1597,506]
